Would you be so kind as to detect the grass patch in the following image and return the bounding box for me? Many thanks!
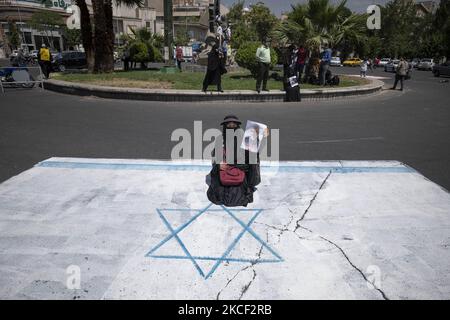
[52,70,369,91]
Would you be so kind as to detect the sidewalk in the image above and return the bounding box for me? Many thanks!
[0,158,449,299]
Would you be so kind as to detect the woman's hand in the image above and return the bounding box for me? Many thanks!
[220,162,228,171]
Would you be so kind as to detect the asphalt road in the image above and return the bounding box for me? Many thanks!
[1,66,449,190]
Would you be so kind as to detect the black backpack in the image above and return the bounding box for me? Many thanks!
[330,75,340,86]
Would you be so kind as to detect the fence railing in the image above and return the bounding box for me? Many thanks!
[0,66,45,93]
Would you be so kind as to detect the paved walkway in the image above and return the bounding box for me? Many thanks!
[0,158,448,299]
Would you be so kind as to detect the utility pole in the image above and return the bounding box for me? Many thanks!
[208,0,220,33]
[164,0,174,62]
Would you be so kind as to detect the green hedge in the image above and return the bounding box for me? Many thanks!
[235,42,278,78]
[129,41,163,64]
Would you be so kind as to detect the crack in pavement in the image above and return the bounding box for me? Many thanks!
[262,170,389,300]
[318,235,389,300]
[294,171,332,233]
[238,269,257,300]
[216,230,267,300]
[217,170,389,300]
[253,171,331,247]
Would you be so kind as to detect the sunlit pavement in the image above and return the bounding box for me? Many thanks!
[0,158,449,299]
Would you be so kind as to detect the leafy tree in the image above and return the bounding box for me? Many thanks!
[227,0,245,23]
[62,27,81,50]
[225,0,258,50]
[245,2,278,42]
[272,0,366,52]
[29,10,64,50]
[378,0,418,58]
[122,27,163,67]
[433,0,450,57]
[6,20,21,50]
[174,30,190,46]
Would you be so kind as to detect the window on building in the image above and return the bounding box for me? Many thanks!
[136,8,139,19]
[113,19,124,34]
[23,32,32,44]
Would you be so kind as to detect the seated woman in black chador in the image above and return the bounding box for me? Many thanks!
[207,115,261,207]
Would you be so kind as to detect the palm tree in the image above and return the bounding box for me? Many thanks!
[121,27,164,68]
[272,0,366,51]
[91,0,144,73]
[74,0,94,71]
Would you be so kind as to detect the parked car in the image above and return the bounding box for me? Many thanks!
[330,56,342,66]
[342,57,362,66]
[417,58,434,70]
[432,61,450,77]
[378,58,391,66]
[410,58,420,68]
[384,59,399,73]
[52,51,87,72]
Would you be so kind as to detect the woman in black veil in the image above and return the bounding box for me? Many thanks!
[206,115,262,207]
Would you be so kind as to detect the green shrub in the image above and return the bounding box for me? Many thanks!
[151,45,163,62]
[130,41,149,63]
[235,42,278,78]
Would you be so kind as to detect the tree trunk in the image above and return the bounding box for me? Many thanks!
[75,0,94,72]
[92,0,114,73]
[104,1,114,49]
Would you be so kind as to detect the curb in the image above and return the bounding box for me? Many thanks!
[44,77,384,102]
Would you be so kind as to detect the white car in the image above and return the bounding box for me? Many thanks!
[330,56,342,66]
[417,58,434,70]
[384,60,399,73]
[378,58,391,66]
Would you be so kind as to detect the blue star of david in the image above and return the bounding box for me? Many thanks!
[146,203,283,279]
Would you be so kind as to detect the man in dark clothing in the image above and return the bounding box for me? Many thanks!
[202,44,225,92]
[207,115,261,207]
[122,46,130,71]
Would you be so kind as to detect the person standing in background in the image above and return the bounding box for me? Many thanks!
[360,58,368,78]
[38,44,51,79]
[202,44,225,93]
[296,44,308,82]
[256,39,271,93]
[392,57,409,91]
[175,45,183,72]
[319,44,332,86]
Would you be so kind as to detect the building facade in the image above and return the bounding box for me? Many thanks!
[0,0,71,57]
[66,1,157,47]
[0,0,157,58]
[148,0,228,43]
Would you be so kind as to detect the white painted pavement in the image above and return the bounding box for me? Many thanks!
[0,158,449,299]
